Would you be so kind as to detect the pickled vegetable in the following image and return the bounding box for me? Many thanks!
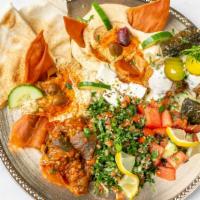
[161,27,200,57]
[164,57,185,81]
[181,98,200,124]
[117,27,130,46]
[109,42,123,57]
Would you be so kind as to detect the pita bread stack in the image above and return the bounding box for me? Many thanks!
[0,4,35,108]
[18,0,72,68]
[0,0,72,108]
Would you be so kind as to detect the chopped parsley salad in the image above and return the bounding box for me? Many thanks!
[87,94,199,198]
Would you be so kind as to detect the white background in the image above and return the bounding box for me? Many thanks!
[0,0,200,199]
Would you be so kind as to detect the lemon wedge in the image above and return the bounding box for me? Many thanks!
[116,152,139,199]
[115,152,135,176]
[166,127,199,148]
[119,174,139,200]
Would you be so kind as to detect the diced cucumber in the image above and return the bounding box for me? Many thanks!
[8,85,43,109]
[163,141,178,159]
[78,81,111,90]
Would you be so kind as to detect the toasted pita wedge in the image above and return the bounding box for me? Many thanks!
[18,1,71,67]
[63,16,87,48]
[25,31,55,83]
[9,115,49,149]
[127,0,170,33]
[0,5,35,108]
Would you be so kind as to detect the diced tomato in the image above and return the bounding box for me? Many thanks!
[167,151,188,169]
[161,110,172,127]
[165,162,173,168]
[185,125,200,133]
[160,138,168,148]
[123,96,131,104]
[143,128,154,136]
[150,143,164,166]
[153,128,166,136]
[193,134,199,142]
[156,166,176,181]
[137,104,145,114]
[160,97,170,107]
[138,136,146,144]
[149,100,159,108]
[172,118,187,130]
[132,114,143,123]
[144,106,162,128]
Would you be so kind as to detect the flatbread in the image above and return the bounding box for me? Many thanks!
[0,5,35,108]
[18,0,72,68]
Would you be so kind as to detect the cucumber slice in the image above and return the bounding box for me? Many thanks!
[142,31,173,49]
[92,2,112,30]
[8,85,43,109]
[78,81,111,90]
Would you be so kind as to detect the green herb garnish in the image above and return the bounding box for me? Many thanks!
[159,105,165,113]
[84,128,91,138]
[66,83,73,90]
[49,168,57,174]
[151,150,159,160]
[181,45,200,62]
[77,15,94,24]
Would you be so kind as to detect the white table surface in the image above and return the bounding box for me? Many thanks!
[0,0,200,199]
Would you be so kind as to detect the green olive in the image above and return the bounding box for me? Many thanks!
[164,57,185,81]
[109,42,123,57]
[52,94,67,106]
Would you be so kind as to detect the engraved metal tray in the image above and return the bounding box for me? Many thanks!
[0,0,199,200]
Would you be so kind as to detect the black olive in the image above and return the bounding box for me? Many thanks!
[117,27,131,46]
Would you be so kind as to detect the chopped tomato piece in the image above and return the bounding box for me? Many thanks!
[193,134,199,142]
[160,138,168,148]
[186,125,200,133]
[156,166,176,181]
[150,143,164,166]
[138,136,146,144]
[161,110,172,127]
[149,100,159,108]
[172,118,187,130]
[132,114,143,123]
[144,106,162,128]
[160,97,170,107]
[143,128,154,136]
[167,151,188,169]
[137,104,145,114]
[153,128,166,136]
